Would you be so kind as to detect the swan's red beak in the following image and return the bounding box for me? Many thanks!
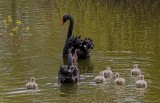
[61,20,64,26]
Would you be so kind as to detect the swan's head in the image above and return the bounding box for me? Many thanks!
[133,64,138,69]
[30,77,35,82]
[115,73,119,78]
[62,14,71,25]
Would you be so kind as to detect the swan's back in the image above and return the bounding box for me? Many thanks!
[58,65,80,83]
[58,52,80,83]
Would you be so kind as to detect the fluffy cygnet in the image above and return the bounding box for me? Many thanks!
[114,73,125,85]
[131,64,141,75]
[135,75,147,88]
[102,67,113,78]
[94,72,106,84]
[26,77,38,90]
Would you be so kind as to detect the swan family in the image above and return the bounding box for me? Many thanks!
[25,14,147,90]
[26,64,147,90]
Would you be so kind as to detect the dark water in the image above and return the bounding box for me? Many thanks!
[0,0,160,103]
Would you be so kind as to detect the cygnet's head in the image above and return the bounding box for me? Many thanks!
[30,77,36,82]
[133,64,138,69]
[106,67,111,70]
[115,73,119,78]
[138,75,144,80]
[99,71,104,76]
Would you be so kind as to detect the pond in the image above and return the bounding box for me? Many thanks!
[0,0,160,103]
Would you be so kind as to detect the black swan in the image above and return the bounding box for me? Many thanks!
[26,77,38,90]
[61,14,94,59]
[58,49,80,83]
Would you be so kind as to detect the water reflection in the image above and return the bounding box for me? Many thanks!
[59,83,78,97]
[78,59,94,73]
[63,58,94,73]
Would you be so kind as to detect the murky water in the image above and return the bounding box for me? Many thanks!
[0,0,160,103]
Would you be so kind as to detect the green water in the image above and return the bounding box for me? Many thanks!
[0,0,160,103]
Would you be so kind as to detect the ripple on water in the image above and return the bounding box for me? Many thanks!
[6,89,41,95]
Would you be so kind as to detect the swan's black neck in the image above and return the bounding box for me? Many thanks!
[67,52,73,66]
[67,16,74,38]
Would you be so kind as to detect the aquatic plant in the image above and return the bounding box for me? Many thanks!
[0,15,32,46]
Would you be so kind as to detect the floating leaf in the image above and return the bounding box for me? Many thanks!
[15,43,17,45]
[8,16,12,22]
[29,33,33,36]
[12,26,19,32]
[1,15,32,39]
[16,20,22,25]
[9,32,14,37]
[3,19,7,23]
[25,26,30,32]
[2,19,7,27]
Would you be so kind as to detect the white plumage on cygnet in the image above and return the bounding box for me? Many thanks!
[131,64,141,75]
[94,72,106,84]
[114,73,125,85]
[102,67,113,78]
[135,75,147,88]
[26,77,38,90]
